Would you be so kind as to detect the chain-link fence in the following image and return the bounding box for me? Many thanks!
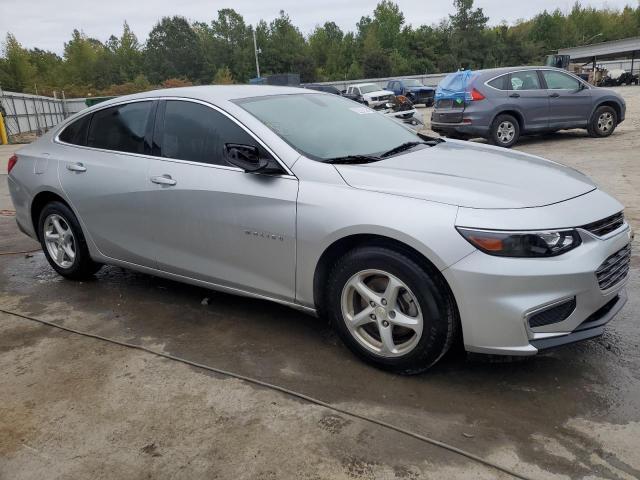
[0,90,87,140]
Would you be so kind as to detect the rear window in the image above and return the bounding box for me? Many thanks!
[87,101,153,154]
[487,75,508,91]
[58,114,91,146]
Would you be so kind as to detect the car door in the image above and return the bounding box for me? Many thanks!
[506,70,550,132]
[541,69,592,128]
[146,99,298,301]
[57,100,158,266]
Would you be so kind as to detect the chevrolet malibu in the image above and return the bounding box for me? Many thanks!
[7,86,631,373]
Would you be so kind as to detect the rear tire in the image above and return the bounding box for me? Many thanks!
[489,114,520,148]
[587,105,617,138]
[38,201,102,280]
[325,246,457,374]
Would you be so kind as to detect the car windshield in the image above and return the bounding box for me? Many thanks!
[358,84,380,94]
[235,93,419,161]
[403,79,424,87]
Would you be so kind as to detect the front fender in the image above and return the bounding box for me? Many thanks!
[293,165,475,307]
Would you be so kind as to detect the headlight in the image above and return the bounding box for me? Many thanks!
[456,227,581,257]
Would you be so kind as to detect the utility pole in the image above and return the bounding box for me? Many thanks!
[253,29,261,79]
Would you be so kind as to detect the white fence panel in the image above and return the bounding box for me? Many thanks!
[0,90,88,137]
[308,73,449,91]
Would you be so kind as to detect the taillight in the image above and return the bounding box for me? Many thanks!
[7,154,17,174]
[470,88,485,101]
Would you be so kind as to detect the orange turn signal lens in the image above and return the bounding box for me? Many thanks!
[468,236,504,252]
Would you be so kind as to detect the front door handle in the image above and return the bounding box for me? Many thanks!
[508,93,520,98]
[66,162,87,172]
[150,174,177,186]
[549,92,560,98]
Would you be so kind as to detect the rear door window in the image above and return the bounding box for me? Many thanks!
[542,70,581,90]
[58,114,91,146]
[508,71,541,90]
[87,101,153,154]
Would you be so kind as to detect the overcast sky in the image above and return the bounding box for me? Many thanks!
[1,0,635,54]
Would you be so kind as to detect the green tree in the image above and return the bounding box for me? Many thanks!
[210,9,253,81]
[213,66,235,84]
[448,0,489,69]
[144,16,203,83]
[106,22,142,83]
[1,34,36,91]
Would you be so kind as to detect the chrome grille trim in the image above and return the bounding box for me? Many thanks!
[595,244,631,290]
[581,212,624,237]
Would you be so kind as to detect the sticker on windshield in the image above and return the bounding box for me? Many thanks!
[349,106,375,114]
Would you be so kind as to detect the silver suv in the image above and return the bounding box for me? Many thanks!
[431,67,626,147]
[8,86,631,373]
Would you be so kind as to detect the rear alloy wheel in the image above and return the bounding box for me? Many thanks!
[38,201,102,280]
[588,105,617,138]
[489,114,520,148]
[326,246,457,374]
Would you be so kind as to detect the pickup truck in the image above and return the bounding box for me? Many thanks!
[344,83,394,109]
[386,79,435,107]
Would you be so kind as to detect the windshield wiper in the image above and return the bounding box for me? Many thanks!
[323,154,382,164]
[379,141,427,158]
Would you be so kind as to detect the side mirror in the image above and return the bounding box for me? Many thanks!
[225,144,269,172]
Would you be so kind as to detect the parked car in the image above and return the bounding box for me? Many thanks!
[386,78,436,106]
[431,66,626,148]
[345,83,394,109]
[8,86,630,373]
[303,84,343,95]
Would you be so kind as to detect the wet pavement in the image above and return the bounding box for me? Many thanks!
[1,87,640,479]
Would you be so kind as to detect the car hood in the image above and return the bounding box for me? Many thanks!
[334,141,596,209]
[364,90,394,97]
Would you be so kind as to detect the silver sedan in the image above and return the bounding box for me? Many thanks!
[7,86,631,373]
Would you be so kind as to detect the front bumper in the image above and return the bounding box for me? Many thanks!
[442,224,632,356]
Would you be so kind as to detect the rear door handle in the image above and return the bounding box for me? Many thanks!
[549,92,560,98]
[150,174,177,186]
[508,93,520,98]
[66,162,86,172]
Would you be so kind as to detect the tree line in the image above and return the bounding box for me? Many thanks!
[1,0,639,98]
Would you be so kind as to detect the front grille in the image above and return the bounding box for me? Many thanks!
[581,212,624,237]
[596,244,631,290]
[528,297,576,328]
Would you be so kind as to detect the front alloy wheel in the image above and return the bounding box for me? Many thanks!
[341,269,423,357]
[588,105,617,138]
[326,245,458,374]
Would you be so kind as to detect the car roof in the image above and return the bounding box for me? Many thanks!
[474,66,567,77]
[92,85,314,109]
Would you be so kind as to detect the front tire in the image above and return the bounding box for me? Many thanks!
[489,114,520,148]
[326,246,457,374]
[38,201,102,280]
[587,105,617,137]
